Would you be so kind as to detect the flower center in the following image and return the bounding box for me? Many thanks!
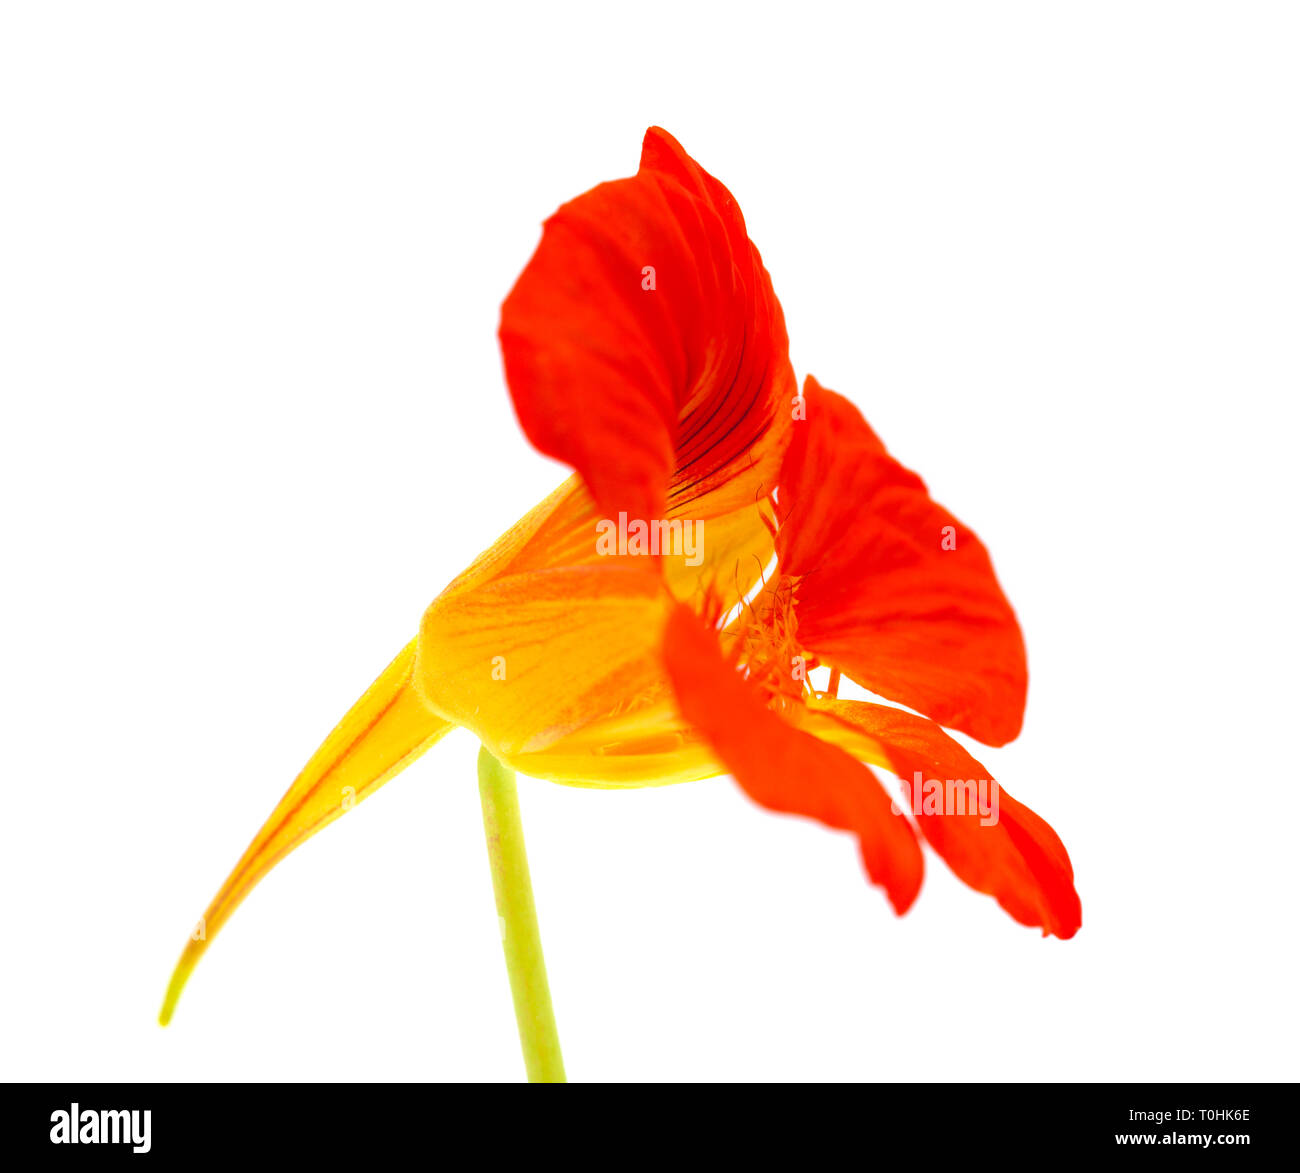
[737,575,809,710]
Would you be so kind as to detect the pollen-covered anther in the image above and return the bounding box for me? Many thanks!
[738,575,807,707]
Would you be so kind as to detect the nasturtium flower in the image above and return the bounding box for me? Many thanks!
[162,127,1078,1027]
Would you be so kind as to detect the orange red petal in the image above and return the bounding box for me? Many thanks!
[778,376,1028,746]
[500,127,795,525]
[804,698,1081,938]
[663,605,924,914]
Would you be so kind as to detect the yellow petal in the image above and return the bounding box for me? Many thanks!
[442,471,775,604]
[411,473,774,788]
[415,562,672,760]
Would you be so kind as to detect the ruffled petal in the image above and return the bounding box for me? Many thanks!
[802,698,1080,938]
[500,127,795,526]
[778,375,1028,746]
[663,605,924,913]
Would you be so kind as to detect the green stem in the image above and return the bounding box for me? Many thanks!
[477,745,566,1083]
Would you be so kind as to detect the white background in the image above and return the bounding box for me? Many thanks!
[2,3,1297,1082]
